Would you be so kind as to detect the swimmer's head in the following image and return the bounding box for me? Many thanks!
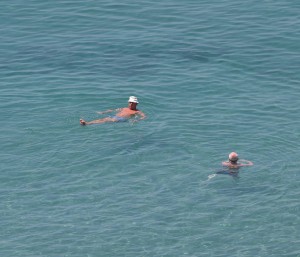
[128,96,139,104]
[229,152,239,163]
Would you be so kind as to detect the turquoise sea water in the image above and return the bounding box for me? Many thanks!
[1,1,300,256]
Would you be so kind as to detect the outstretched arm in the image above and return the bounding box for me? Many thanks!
[239,160,253,166]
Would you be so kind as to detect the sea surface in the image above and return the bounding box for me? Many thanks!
[1,0,300,256]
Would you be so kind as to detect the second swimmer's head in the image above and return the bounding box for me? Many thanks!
[229,152,239,163]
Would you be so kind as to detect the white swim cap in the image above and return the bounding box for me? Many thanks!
[229,152,239,161]
[128,96,139,103]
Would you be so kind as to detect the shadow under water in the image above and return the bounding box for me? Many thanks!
[208,168,240,181]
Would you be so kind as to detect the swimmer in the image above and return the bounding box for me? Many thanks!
[222,152,253,169]
[80,96,146,125]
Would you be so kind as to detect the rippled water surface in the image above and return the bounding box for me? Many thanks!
[1,0,299,256]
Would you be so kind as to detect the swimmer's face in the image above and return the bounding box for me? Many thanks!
[128,102,138,109]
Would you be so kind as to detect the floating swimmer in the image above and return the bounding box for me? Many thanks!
[222,152,253,169]
[208,152,253,180]
[80,96,146,125]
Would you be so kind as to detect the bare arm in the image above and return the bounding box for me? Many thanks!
[239,160,253,166]
[137,111,146,120]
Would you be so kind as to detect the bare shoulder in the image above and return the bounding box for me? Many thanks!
[136,109,145,114]
[222,161,239,168]
[222,161,229,166]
